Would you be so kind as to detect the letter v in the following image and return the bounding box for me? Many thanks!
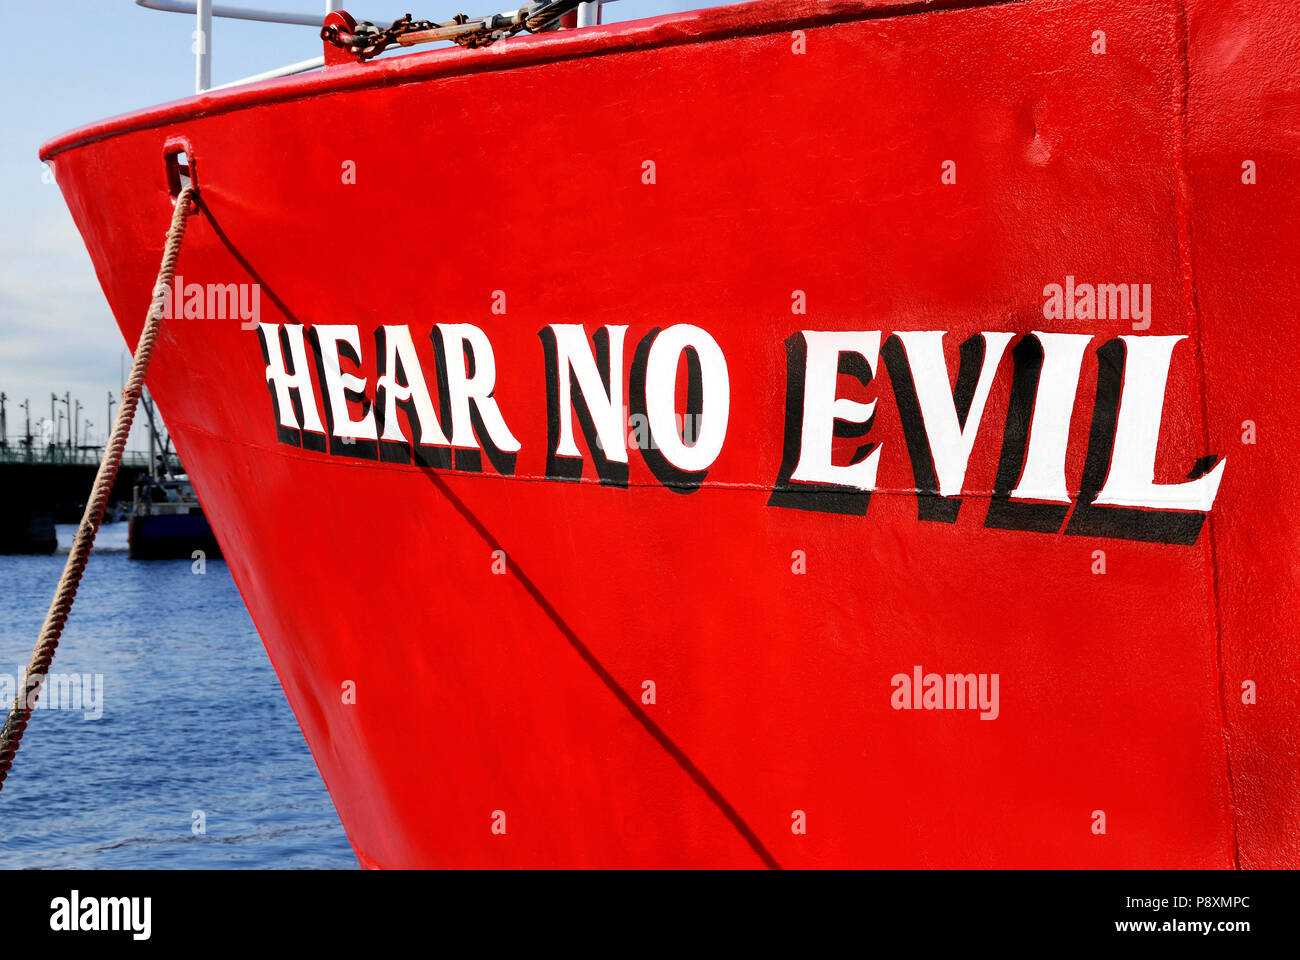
[887,331,1013,506]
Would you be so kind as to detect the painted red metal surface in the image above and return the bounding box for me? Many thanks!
[41,0,1299,867]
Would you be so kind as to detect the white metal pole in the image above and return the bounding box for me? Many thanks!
[210,56,326,90]
[325,0,342,11]
[577,1,601,27]
[196,0,213,92]
[138,1,331,27]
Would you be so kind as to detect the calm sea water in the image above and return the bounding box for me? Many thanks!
[0,523,355,868]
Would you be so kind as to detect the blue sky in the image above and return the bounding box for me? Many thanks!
[0,0,712,449]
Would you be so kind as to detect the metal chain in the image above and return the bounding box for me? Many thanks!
[322,2,588,59]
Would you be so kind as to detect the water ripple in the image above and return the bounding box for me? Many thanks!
[0,523,356,868]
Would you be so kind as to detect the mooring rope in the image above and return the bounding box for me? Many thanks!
[0,184,197,792]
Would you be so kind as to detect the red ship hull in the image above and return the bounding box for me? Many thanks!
[42,0,1300,867]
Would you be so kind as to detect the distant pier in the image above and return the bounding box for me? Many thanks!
[0,444,171,553]
[0,391,186,554]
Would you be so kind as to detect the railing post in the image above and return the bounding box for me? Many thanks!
[577,1,602,27]
[196,0,213,92]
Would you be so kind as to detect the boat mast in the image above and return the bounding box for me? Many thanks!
[142,392,160,477]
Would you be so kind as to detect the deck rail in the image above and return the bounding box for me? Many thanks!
[0,443,170,470]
